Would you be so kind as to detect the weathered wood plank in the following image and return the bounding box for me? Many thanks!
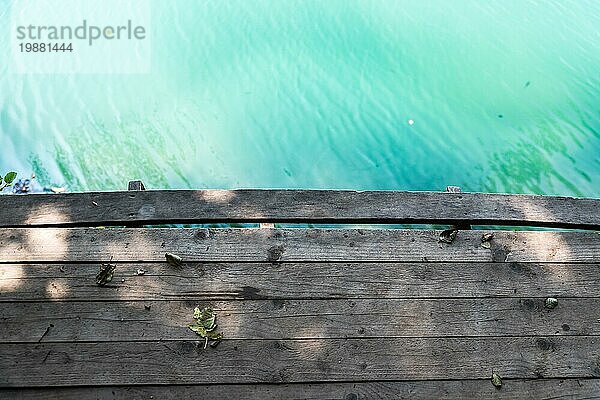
[0,190,597,229]
[0,228,598,263]
[1,299,597,343]
[2,262,599,301]
[3,379,600,400]
[1,337,598,386]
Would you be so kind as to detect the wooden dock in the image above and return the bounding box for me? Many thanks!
[0,186,599,399]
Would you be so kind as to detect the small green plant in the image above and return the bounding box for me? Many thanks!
[96,262,116,286]
[189,307,223,349]
[0,172,17,191]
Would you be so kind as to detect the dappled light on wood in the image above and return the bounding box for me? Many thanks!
[505,231,574,263]
[24,204,72,226]
[1,228,597,263]
[198,190,237,204]
[508,196,555,224]
[0,188,598,396]
[0,264,24,291]
[24,221,69,261]
[288,321,328,342]
[0,191,597,229]
[46,279,70,299]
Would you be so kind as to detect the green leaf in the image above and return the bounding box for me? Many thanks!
[96,263,116,286]
[193,306,202,319]
[206,331,223,340]
[188,306,223,346]
[199,307,216,330]
[189,324,207,336]
[3,172,17,185]
[491,373,502,388]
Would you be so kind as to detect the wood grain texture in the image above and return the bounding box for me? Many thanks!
[2,262,599,302]
[1,228,598,263]
[1,337,599,386]
[0,190,597,229]
[1,298,598,343]
[3,379,600,400]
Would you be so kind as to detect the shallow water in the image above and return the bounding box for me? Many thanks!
[1,0,599,195]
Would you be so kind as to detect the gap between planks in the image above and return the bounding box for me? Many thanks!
[1,378,599,400]
[0,189,598,229]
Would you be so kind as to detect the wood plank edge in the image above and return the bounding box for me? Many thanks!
[2,218,598,230]
[1,378,599,399]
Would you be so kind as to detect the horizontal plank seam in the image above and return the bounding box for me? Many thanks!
[8,336,600,345]
[1,377,598,388]
[1,220,599,230]
[6,335,600,345]
[5,261,600,266]
[1,376,598,389]
[3,296,600,304]
[2,261,599,265]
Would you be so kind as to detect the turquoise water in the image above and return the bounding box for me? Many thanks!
[1,0,599,195]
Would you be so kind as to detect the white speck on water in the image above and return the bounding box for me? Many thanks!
[408,119,414,125]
